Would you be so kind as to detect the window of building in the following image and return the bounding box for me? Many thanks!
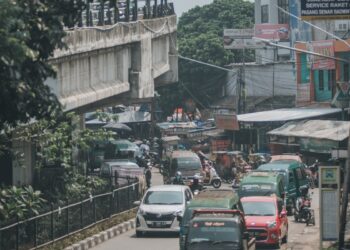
[319,70,324,90]
[344,63,349,82]
[278,0,289,24]
[261,5,269,23]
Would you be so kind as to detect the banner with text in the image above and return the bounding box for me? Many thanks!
[309,40,335,70]
[301,0,350,20]
[224,29,265,49]
[254,24,290,42]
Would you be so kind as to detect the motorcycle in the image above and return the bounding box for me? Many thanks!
[294,195,315,226]
[188,177,204,195]
[202,160,222,189]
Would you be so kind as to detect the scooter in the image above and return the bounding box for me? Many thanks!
[294,195,315,226]
[202,164,222,189]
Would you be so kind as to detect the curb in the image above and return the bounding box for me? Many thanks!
[64,219,135,250]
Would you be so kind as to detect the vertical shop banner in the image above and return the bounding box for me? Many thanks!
[309,40,336,70]
[254,24,290,42]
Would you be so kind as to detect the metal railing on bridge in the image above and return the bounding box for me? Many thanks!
[0,180,140,250]
[75,0,175,28]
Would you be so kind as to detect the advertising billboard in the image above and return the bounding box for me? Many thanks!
[215,114,239,131]
[308,40,336,70]
[301,0,350,20]
[224,29,265,49]
[254,24,290,42]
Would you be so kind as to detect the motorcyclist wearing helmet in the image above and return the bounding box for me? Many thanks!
[190,174,201,193]
[173,171,184,185]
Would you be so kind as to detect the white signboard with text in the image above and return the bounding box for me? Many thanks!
[319,166,340,243]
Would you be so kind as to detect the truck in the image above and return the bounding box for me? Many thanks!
[185,209,256,250]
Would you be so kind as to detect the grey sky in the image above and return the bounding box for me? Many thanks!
[174,0,214,18]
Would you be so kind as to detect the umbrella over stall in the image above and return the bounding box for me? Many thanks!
[103,122,133,132]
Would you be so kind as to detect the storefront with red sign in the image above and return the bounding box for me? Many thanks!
[295,39,350,105]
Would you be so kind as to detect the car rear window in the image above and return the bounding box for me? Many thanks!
[242,201,276,216]
[239,183,276,197]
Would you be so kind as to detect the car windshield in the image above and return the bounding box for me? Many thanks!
[187,220,240,249]
[143,191,183,205]
[175,157,201,171]
[239,183,276,197]
[242,201,276,216]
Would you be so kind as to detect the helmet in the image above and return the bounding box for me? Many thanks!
[176,171,182,177]
[143,139,147,144]
[193,174,200,180]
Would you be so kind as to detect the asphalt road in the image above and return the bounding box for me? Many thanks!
[93,168,320,250]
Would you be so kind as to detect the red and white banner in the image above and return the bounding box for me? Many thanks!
[309,40,335,70]
[254,24,290,42]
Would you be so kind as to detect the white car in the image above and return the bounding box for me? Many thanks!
[134,185,193,236]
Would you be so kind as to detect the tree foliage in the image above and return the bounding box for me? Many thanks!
[13,112,113,202]
[0,0,85,130]
[0,186,45,220]
[159,0,254,115]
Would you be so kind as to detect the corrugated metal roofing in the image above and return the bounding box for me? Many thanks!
[237,108,341,123]
[267,119,350,141]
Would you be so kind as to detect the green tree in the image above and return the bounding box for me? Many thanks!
[12,112,113,202]
[0,0,85,130]
[159,0,254,115]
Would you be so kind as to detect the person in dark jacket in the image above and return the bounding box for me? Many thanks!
[145,166,152,189]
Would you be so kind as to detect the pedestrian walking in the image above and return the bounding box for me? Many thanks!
[145,166,152,189]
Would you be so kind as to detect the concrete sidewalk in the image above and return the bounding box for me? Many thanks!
[287,189,320,250]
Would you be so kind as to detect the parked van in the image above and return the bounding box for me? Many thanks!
[238,171,285,199]
[163,150,203,184]
[178,189,242,250]
[257,160,309,213]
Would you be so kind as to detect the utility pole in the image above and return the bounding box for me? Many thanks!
[242,48,246,113]
[272,47,276,98]
[236,65,242,114]
[150,98,156,138]
[339,130,350,249]
[236,49,246,115]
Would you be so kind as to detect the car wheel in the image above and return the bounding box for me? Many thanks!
[136,230,143,237]
[294,213,298,222]
[274,238,282,249]
[212,179,221,189]
[282,230,288,244]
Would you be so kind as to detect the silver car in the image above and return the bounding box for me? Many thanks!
[134,185,193,236]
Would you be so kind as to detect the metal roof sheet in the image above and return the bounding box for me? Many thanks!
[237,108,341,123]
[267,119,350,141]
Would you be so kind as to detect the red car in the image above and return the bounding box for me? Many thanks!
[241,196,288,248]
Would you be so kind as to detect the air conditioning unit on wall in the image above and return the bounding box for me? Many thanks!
[335,20,349,31]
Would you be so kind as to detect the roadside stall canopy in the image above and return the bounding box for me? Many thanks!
[268,120,350,141]
[268,120,350,153]
[237,108,342,123]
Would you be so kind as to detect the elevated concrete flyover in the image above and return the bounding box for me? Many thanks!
[46,15,178,112]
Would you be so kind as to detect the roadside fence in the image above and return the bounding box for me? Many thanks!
[77,0,175,28]
[0,180,140,250]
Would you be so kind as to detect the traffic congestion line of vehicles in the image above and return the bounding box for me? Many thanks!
[131,149,316,250]
[88,135,316,249]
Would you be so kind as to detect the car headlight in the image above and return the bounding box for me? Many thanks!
[267,221,277,228]
[174,210,183,217]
